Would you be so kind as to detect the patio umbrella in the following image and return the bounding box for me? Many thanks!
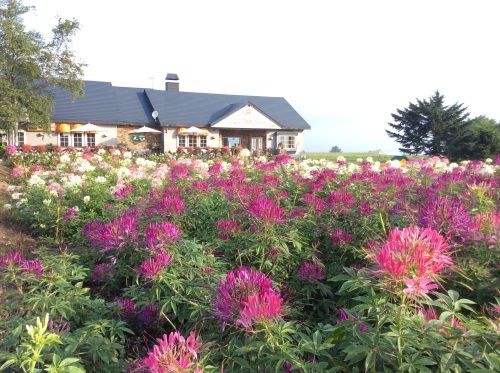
[177,126,209,135]
[70,123,106,132]
[129,126,162,134]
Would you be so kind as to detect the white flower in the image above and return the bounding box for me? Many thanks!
[3,204,12,210]
[43,199,51,206]
[366,157,373,163]
[485,158,492,164]
[49,190,58,197]
[11,192,22,200]
[239,148,251,158]
[97,148,106,155]
[356,158,363,163]
[123,151,132,159]
[337,156,346,162]
[83,196,90,204]
[95,176,107,183]
[60,154,71,164]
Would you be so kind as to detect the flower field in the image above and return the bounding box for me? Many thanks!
[0,146,499,372]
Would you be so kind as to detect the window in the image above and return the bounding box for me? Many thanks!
[222,137,241,147]
[251,137,263,151]
[277,135,296,150]
[17,131,25,146]
[86,133,95,148]
[199,135,207,148]
[73,133,83,147]
[59,133,70,147]
[178,136,187,147]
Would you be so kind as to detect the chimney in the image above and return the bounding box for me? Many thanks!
[165,73,179,91]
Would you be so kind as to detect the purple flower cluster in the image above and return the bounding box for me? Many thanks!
[297,261,325,283]
[92,263,113,282]
[216,220,239,240]
[84,211,139,252]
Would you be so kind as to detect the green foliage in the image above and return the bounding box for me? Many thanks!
[0,0,85,132]
[446,115,500,161]
[387,91,469,156]
[329,145,342,153]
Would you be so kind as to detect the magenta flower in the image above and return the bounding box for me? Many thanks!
[138,302,161,325]
[48,316,71,334]
[246,197,285,225]
[63,207,79,221]
[371,225,452,295]
[327,190,355,214]
[419,197,471,241]
[20,260,44,277]
[136,252,173,280]
[208,162,222,176]
[158,195,185,216]
[297,261,325,283]
[92,263,113,282]
[336,308,368,332]
[0,252,23,268]
[145,221,182,251]
[235,292,283,329]
[86,213,139,252]
[216,220,240,240]
[140,331,203,373]
[115,298,137,321]
[213,267,283,330]
[303,193,326,214]
[331,228,353,246]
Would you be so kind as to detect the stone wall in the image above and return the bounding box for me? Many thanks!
[116,126,162,151]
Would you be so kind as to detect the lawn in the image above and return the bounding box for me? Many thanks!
[304,152,395,163]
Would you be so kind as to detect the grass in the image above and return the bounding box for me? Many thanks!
[303,152,395,163]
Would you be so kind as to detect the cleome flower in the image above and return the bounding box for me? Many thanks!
[136,252,173,280]
[213,266,283,330]
[370,225,453,296]
[139,331,203,373]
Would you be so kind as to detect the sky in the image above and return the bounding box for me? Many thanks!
[20,0,500,154]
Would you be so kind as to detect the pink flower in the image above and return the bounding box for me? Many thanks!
[371,225,453,294]
[402,276,438,295]
[327,190,355,214]
[145,222,182,251]
[0,252,23,268]
[213,267,283,330]
[136,252,173,280]
[297,261,325,283]
[247,197,285,225]
[115,298,137,320]
[235,292,283,329]
[10,168,25,178]
[5,144,17,155]
[140,331,203,373]
[20,260,44,277]
[216,220,239,240]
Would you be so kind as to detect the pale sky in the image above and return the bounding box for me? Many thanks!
[21,0,500,154]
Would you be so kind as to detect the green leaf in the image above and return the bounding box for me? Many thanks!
[440,353,455,372]
[485,353,500,370]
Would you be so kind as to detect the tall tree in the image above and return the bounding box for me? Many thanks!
[386,91,469,156]
[446,116,500,161]
[329,145,342,153]
[0,0,85,134]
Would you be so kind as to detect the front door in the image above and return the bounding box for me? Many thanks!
[251,137,263,155]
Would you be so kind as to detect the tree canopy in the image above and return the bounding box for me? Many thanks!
[446,115,500,161]
[386,91,469,156]
[0,0,85,132]
[329,145,342,153]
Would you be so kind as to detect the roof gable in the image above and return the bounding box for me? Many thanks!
[211,102,282,129]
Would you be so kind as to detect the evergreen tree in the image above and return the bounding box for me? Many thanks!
[329,145,342,153]
[386,91,469,156]
[446,116,500,161]
[0,0,85,134]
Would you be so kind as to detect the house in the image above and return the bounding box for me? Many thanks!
[4,74,311,155]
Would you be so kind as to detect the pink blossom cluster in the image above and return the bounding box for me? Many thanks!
[136,252,173,280]
[5,144,17,155]
[144,221,182,251]
[246,197,285,226]
[213,267,283,330]
[84,211,139,252]
[216,220,239,240]
[0,252,43,278]
[372,225,453,296]
[138,331,203,373]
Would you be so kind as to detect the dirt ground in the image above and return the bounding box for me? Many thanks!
[0,161,38,258]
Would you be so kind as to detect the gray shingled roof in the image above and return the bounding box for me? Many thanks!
[51,80,311,130]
